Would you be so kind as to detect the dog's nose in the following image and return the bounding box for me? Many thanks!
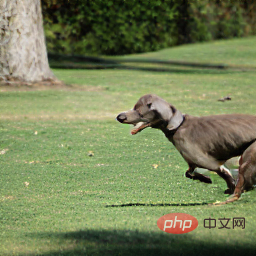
[116,113,127,123]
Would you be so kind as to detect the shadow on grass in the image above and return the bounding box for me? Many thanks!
[48,53,254,74]
[24,228,256,256]
[105,202,209,207]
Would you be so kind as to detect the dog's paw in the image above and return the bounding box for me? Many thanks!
[193,172,212,184]
[224,188,234,194]
[211,194,240,206]
[185,172,194,179]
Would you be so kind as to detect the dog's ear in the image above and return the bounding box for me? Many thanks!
[145,96,153,109]
[149,97,172,121]
[167,106,184,130]
[146,95,183,130]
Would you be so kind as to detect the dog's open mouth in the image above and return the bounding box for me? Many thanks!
[131,122,151,135]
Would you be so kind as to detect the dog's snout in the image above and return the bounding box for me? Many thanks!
[116,113,127,123]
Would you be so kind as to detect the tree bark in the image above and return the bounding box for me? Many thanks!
[0,0,59,85]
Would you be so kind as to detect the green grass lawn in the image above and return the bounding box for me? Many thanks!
[1,36,256,256]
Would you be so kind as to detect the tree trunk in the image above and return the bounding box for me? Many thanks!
[0,0,59,85]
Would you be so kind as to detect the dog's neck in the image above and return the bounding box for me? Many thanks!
[162,114,186,137]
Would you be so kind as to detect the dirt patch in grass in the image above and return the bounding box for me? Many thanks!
[0,80,106,92]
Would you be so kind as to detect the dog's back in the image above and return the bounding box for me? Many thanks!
[171,114,256,162]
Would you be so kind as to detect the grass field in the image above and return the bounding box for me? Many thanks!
[1,36,256,256]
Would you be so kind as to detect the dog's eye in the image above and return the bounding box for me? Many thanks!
[147,103,152,108]
[136,110,143,118]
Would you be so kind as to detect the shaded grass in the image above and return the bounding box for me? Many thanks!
[49,37,256,71]
[126,36,256,66]
[1,37,256,255]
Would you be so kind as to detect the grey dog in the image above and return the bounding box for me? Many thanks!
[117,94,256,204]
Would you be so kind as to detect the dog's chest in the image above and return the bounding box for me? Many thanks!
[169,135,195,162]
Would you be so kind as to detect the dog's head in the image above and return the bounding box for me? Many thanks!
[116,94,184,135]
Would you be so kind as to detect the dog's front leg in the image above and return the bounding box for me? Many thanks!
[185,165,212,184]
[185,166,195,179]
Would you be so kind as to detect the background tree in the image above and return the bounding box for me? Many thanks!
[0,0,59,85]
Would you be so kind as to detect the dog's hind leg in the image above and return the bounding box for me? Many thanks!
[213,163,245,205]
[219,165,232,177]
[215,165,236,194]
[214,142,256,205]
[229,143,256,199]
